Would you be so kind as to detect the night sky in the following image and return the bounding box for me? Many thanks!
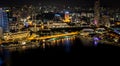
[0,0,120,8]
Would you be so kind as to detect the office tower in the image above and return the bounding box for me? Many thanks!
[62,11,71,23]
[94,0,100,26]
[0,8,9,32]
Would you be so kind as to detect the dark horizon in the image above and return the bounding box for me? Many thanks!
[0,0,120,8]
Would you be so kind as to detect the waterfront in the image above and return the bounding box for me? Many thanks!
[1,0,120,65]
[0,35,120,66]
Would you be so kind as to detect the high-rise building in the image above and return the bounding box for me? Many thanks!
[0,8,9,32]
[63,11,70,22]
[94,0,100,26]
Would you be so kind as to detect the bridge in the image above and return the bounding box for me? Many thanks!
[27,32,78,41]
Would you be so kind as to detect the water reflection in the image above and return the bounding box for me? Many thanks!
[64,38,71,53]
[0,47,3,66]
[0,35,81,66]
[42,43,45,49]
[0,35,92,53]
[0,47,11,66]
[0,35,105,66]
[0,58,3,66]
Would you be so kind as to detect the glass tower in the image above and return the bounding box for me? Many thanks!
[0,8,9,32]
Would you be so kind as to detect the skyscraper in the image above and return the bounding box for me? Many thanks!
[64,11,70,22]
[0,8,9,32]
[94,0,100,26]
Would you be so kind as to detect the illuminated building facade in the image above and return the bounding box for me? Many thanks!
[94,0,100,26]
[0,8,9,32]
[63,11,70,22]
[114,13,120,21]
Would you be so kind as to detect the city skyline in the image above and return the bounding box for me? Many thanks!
[0,0,120,8]
[0,1,120,66]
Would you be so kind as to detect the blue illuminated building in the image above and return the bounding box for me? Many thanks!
[0,8,9,32]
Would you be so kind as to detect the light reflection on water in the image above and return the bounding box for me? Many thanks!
[0,47,11,66]
[1,35,114,66]
[1,35,87,53]
[0,35,79,66]
[45,36,75,47]
[0,58,3,66]
[0,48,3,66]
[64,38,71,53]
[46,36,75,52]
